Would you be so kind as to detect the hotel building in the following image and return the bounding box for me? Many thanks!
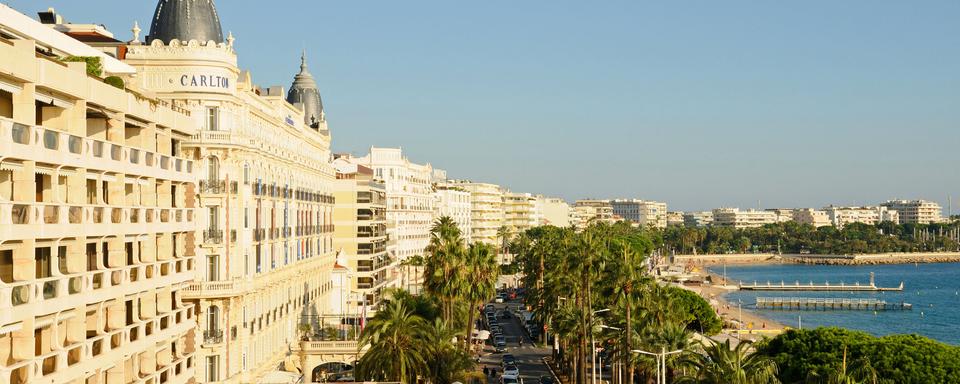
[711,208,777,229]
[610,199,668,228]
[880,200,942,224]
[452,182,505,246]
[666,212,685,227]
[330,158,393,320]
[765,209,796,224]
[1,5,198,384]
[122,1,339,382]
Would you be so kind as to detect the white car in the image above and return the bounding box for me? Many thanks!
[502,364,520,379]
[501,377,521,384]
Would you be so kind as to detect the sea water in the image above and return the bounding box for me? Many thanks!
[710,262,960,345]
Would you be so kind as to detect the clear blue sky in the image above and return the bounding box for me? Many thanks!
[7,1,958,212]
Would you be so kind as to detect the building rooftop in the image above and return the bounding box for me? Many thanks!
[147,0,223,44]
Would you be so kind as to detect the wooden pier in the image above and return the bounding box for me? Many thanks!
[739,272,903,292]
[756,297,912,311]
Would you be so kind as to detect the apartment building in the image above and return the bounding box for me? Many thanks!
[538,196,571,227]
[881,200,943,224]
[666,212,685,227]
[433,183,472,243]
[574,200,615,227]
[0,5,198,383]
[610,199,668,228]
[330,159,393,320]
[823,206,898,228]
[452,182,505,246]
[503,192,538,237]
[123,1,339,382]
[711,208,777,229]
[793,208,831,228]
[683,211,714,227]
[764,209,796,224]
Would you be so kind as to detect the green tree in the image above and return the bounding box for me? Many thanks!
[356,298,429,384]
[678,339,780,384]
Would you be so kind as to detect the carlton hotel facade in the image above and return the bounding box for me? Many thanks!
[0,1,357,383]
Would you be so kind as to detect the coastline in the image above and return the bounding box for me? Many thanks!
[679,272,787,338]
[674,252,960,266]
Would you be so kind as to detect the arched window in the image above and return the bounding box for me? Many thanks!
[243,163,250,185]
[207,306,220,332]
[207,156,219,181]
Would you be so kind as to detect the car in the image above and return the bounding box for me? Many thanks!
[502,354,516,366]
[495,296,504,303]
[539,375,554,384]
[501,311,511,319]
[494,335,507,352]
[502,363,520,378]
[500,377,519,384]
[485,304,495,312]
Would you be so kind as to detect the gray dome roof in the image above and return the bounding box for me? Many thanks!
[287,52,325,128]
[147,0,224,44]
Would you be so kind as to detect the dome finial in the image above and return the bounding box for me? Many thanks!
[301,49,308,71]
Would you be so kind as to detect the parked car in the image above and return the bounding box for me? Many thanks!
[539,375,554,384]
[502,354,516,366]
[501,377,520,384]
[494,335,507,352]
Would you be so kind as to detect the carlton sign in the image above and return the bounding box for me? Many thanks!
[180,74,230,89]
[139,68,237,95]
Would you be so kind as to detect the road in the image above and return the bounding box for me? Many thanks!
[479,300,552,384]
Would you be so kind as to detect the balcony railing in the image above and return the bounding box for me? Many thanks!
[203,329,224,345]
[203,229,223,244]
[200,180,225,194]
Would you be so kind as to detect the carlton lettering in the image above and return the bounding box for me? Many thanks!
[180,74,230,89]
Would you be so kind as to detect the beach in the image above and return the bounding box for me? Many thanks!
[675,272,787,340]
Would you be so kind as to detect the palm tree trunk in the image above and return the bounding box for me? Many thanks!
[465,301,476,352]
[625,282,633,384]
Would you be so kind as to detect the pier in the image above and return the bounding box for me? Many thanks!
[739,272,903,292]
[756,297,912,311]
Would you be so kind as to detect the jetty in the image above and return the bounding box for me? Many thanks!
[738,272,903,292]
[756,297,912,311]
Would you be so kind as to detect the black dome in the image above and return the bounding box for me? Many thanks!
[147,0,224,44]
[287,52,325,128]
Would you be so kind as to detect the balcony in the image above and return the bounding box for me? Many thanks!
[183,279,247,299]
[203,229,223,244]
[297,340,360,355]
[203,329,224,345]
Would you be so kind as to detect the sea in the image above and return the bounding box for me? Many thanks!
[709,262,960,345]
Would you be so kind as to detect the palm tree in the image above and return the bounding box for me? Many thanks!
[356,298,429,384]
[424,216,466,325]
[677,339,780,384]
[423,318,474,384]
[460,242,498,351]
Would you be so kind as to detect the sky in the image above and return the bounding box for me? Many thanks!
[5,0,958,212]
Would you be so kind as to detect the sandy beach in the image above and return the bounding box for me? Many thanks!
[680,272,788,339]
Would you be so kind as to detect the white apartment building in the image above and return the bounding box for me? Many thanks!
[574,200,615,227]
[711,208,777,229]
[666,212,685,227]
[823,206,898,228]
[123,1,339,382]
[610,199,668,228]
[346,148,434,293]
[538,196,571,227]
[683,211,714,227]
[503,192,539,236]
[1,5,198,383]
[793,208,832,228]
[433,183,472,244]
[451,182,504,246]
[765,209,796,224]
[881,200,943,224]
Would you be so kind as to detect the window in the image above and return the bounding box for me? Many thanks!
[243,163,250,185]
[207,255,219,281]
[209,207,219,230]
[206,107,219,131]
[206,355,219,382]
[207,306,220,332]
[207,156,219,181]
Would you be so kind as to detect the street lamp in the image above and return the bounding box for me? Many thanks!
[598,325,622,384]
[591,309,611,384]
[632,348,683,384]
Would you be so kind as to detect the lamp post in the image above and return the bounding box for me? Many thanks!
[591,309,611,384]
[599,325,622,384]
[632,348,683,384]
